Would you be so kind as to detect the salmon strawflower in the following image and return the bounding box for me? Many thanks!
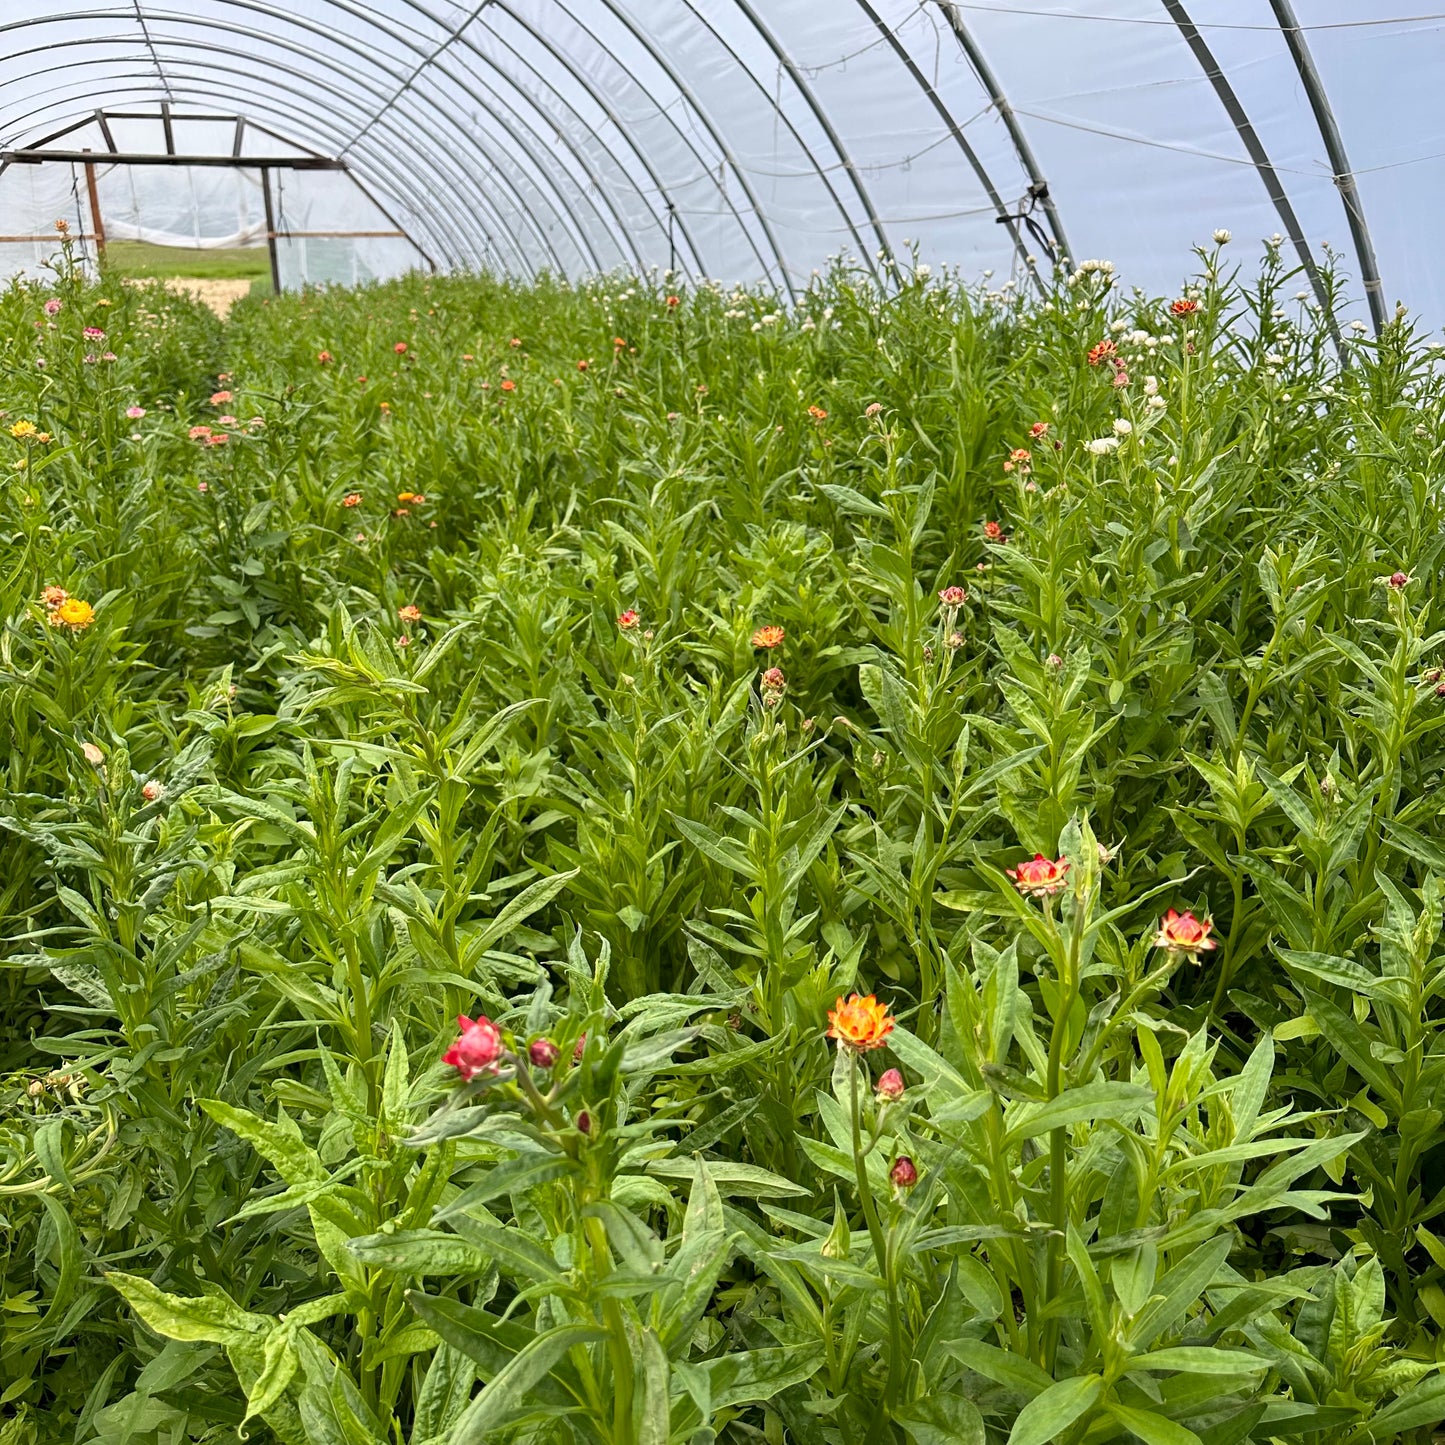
[510,337,522,348]
[40,585,68,609]
[1154,908,1217,957]
[577,359,589,371]
[343,493,362,508]
[317,350,333,364]
[617,609,640,631]
[938,585,966,607]
[665,295,680,308]
[1004,447,1031,474]
[827,994,895,1053]
[394,342,408,354]
[189,425,212,440]
[398,604,422,623]
[49,597,95,631]
[1007,853,1070,898]
[760,666,786,692]
[983,520,1006,542]
[1087,339,1118,367]
[1030,421,1049,438]
[500,379,516,393]
[751,625,785,649]
[210,390,232,405]
[206,433,228,446]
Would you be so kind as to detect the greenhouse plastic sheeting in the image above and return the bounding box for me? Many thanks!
[2,2,1442,324]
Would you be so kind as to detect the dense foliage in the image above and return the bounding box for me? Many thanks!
[5,233,1445,1444]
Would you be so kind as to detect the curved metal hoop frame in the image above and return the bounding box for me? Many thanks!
[0,0,1394,312]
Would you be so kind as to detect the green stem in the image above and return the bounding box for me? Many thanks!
[850,1054,905,1415]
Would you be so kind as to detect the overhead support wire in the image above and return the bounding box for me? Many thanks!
[850,0,1050,295]
[1160,0,1341,353]
[686,0,893,282]
[932,0,1070,264]
[1267,0,1389,335]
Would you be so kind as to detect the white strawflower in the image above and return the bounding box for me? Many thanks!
[1349,319,1368,332]
[1143,376,1160,396]
[1213,228,1231,244]
[1113,418,1132,436]
[1147,395,1167,411]
[915,263,931,280]
[1085,437,1119,455]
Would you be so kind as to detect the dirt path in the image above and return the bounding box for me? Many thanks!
[161,277,255,318]
[124,275,256,318]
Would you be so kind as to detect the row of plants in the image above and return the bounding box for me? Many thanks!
[3,230,1445,1442]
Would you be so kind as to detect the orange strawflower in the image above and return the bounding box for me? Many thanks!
[1087,340,1117,367]
[1170,298,1199,316]
[751,625,785,649]
[398,604,422,623]
[827,994,895,1052]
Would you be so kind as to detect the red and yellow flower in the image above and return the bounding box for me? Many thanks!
[1154,908,1217,956]
[827,994,895,1052]
[1007,853,1070,898]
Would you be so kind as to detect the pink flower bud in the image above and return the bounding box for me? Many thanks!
[528,1038,559,1068]
[875,1068,905,1101]
[576,1110,592,1135]
[573,1033,586,1063]
[890,1156,918,1189]
[81,742,104,766]
[442,1014,503,1081]
[1390,571,1410,589]
[141,779,163,802]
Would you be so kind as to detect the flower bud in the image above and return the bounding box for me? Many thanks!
[890,1156,918,1189]
[442,1015,503,1081]
[141,779,163,802]
[576,1110,592,1135]
[875,1068,905,1102]
[528,1038,559,1068]
[573,1033,586,1063]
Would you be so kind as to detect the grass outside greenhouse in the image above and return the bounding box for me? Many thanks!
[4,235,1445,1445]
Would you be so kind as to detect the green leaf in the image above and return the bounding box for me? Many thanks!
[106,1273,265,1346]
[346,1230,491,1275]
[1106,1402,1203,1445]
[646,1159,807,1198]
[200,1100,328,1188]
[896,1393,986,1445]
[1006,1375,1102,1445]
[446,1324,601,1442]
[1128,1347,1266,1376]
[1004,1082,1153,1144]
[700,1346,824,1409]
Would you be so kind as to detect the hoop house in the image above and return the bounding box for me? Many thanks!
[3,4,1443,316]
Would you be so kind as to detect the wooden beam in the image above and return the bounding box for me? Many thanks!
[82,152,106,264]
[2,150,344,169]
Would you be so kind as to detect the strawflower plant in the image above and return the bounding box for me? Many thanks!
[1,229,1445,1443]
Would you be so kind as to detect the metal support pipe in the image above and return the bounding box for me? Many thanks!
[260,163,281,293]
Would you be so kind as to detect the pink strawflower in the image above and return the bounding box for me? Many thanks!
[442,1014,503,1080]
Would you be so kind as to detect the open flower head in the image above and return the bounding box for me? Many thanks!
[1154,908,1217,957]
[48,597,95,631]
[827,994,895,1052]
[1007,853,1070,898]
[751,624,785,649]
[443,1014,504,1081]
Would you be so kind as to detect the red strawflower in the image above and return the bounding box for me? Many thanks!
[938,585,967,607]
[617,609,640,630]
[529,1038,559,1068]
[890,1156,918,1189]
[1170,298,1199,316]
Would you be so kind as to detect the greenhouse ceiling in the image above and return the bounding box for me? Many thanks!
[3,2,1443,327]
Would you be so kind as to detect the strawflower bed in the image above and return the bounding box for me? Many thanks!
[4,234,1445,1444]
